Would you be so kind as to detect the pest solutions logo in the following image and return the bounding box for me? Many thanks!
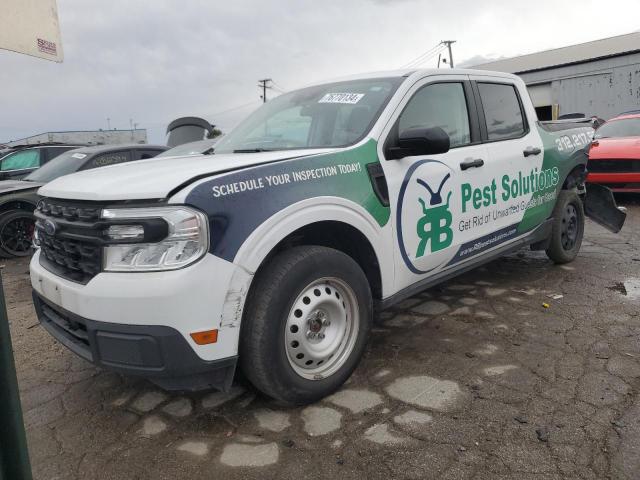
[397,160,456,274]
[415,173,453,257]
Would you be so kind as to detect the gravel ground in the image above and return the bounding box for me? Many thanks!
[5,197,640,480]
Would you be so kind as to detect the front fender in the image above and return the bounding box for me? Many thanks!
[233,196,394,296]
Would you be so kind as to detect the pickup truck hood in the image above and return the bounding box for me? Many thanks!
[0,180,42,195]
[589,137,640,159]
[39,148,335,201]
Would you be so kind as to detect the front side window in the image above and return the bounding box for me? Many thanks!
[478,83,526,141]
[398,82,471,148]
[1,149,41,171]
[214,77,404,153]
[594,118,640,139]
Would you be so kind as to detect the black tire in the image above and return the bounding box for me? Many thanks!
[240,246,372,405]
[545,190,584,264]
[0,210,35,258]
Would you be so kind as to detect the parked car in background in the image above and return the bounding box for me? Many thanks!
[0,143,168,258]
[588,112,640,192]
[155,138,219,158]
[0,144,80,180]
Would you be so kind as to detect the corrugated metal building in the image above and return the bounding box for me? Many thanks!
[5,129,147,147]
[473,32,640,121]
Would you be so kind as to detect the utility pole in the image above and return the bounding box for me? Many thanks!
[0,274,33,480]
[441,40,456,68]
[106,117,111,130]
[258,78,273,103]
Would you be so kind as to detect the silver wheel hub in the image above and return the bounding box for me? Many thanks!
[285,277,359,380]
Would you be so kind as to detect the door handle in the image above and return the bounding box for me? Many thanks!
[460,158,484,170]
[523,147,541,157]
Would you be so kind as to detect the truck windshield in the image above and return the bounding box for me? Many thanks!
[24,151,87,183]
[214,77,404,153]
[594,118,640,139]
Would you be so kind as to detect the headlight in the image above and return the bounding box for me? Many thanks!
[102,206,209,272]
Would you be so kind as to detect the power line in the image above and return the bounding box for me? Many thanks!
[208,100,261,118]
[400,43,445,69]
[407,44,447,68]
[271,81,287,93]
[400,40,456,69]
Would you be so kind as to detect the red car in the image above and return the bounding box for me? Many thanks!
[588,113,640,192]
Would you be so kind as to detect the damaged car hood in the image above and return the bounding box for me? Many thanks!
[39,148,336,201]
[0,180,42,195]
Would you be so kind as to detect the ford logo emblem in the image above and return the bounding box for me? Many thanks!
[43,219,57,236]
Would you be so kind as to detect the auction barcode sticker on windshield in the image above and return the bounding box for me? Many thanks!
[318,93,365,104]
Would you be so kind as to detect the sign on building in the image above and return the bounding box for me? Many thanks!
[0,0,63,62]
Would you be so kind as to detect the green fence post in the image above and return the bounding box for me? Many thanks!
[0,272,33,480]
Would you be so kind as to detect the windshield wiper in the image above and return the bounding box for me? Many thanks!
[232,148,273,153]
[202,148,215,155]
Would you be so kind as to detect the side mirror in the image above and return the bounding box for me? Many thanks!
[389,126,450,159]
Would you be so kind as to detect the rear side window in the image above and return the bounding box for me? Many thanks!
[45,146,75,162]
[478,83,526,141]
[83,151,132,170]
[1,149,41,171]
[134,149,165,160]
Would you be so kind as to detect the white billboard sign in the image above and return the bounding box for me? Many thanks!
[0,0,63,62]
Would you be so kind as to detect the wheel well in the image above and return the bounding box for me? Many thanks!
[562,164,587,190]
[257,221,383,299]
[0,201,37,214]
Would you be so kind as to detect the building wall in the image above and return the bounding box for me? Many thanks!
[7,129,147,147]
[519,52,640,120]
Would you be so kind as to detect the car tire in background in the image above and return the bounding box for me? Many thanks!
[0,210,36,258]
[545,190,585,264]
[240,246,372,405]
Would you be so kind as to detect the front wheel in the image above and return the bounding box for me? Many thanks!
[0,210,35,258]
[545,190,585,264]
[240,246,372,405]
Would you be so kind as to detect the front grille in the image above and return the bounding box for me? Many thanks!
[36,198,105,284]
[588,158,640,173]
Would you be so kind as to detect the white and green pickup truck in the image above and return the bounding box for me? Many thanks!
[30,69,625,404]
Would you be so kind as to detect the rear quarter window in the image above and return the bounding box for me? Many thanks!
[478,83,526,141]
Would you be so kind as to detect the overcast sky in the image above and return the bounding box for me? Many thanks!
[1,0,638,144]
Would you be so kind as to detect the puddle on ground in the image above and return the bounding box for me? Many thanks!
[608,279,640,300]
[624,278,640,300]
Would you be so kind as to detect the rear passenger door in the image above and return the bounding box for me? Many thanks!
[468,76,544,241]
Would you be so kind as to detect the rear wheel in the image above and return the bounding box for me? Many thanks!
[0,210,35,258]
[240,246,372,405]
[545,190,584,264]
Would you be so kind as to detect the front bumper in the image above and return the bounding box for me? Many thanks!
[32,291,237,391]
[30,249,254,391]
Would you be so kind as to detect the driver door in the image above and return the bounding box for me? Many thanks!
[378,75,489,293]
